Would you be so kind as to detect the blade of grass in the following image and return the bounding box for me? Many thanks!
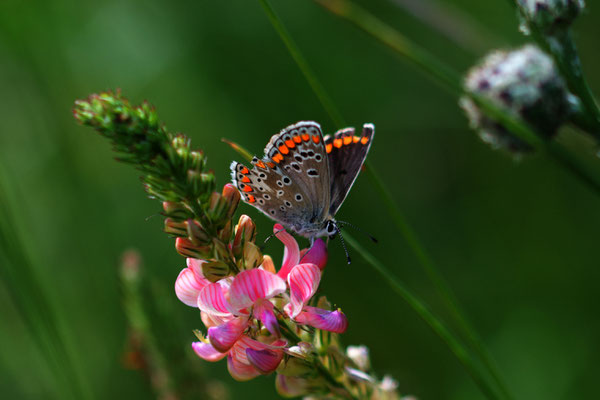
[256,1,506,399]
[0,164,93,400]
[258,0,346,127]
[343,233,501,400]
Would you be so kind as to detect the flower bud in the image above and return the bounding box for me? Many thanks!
[164,218,188,237]
[461,45,573,153]
[232,215,256,257]
[222,184,241,219]
[212,238,231,262]
[175,237,211,259]
[276,356,314,377]
[162,201,193,221]
[186,219,211,245]
[217,220,233,243]
[239,242,263,271]
[201,261,231,282]
[346,345,370,371]
[518,0,585,35]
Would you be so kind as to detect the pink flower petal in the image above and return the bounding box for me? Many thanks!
[299,239,328,270]
[175,267,206,307]
[295,306,348,333]
[246,348,284,374]
[287,264,321,318]
[227,353,261,381]
[253,298,280,337]
[201,311,232,328]
[187,258,212,286]
[208,317,249,353]
[228,269,286,312]
[191,341,227,362]
[276,374,310,397]
[274,224,300,279]
[198,282,232,317]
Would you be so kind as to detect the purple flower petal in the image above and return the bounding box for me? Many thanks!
[253,298,280,337]
[208,317,248,353]
[295,306,348,333]
[246,348,284,374]
[191,341,227,362]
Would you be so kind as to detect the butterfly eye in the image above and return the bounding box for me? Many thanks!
[326,221,336,234]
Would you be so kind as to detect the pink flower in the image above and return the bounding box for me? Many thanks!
[193,267,288,378]
[174,258,211,307]
[273,225,347,334]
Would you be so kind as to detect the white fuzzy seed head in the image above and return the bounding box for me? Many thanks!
[461,45,573,153]
[518,0,585,34]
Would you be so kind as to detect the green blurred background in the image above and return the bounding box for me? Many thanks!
[1,0,599,399]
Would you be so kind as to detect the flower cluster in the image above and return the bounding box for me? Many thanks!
[461,44,574,153]
[174,222,346,379]
[517,0,585,35]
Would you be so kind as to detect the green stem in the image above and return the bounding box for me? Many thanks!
[364,164,514,400]
[344,233,501,400]
[278,321,358,399]
[257,0,346,127]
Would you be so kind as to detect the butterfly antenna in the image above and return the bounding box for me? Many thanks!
[263,228,286,245]
[332,221,351,264]
[337,221,378,243]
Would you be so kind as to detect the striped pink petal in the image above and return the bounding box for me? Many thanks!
[287,263,321,318]
[295,306,348,333]
[227,353,261,381]
[175,267,207,307]
[274,224,300,279]
[232,336,287,365]
[228,269,286,312]
[253,298,280,337]
[299,239,328,270]
[201,311,232,328]
[246,348,284,374]
[187,258,212,286]
[197,282,232,317]
[208,317,249,353]
[191,341,227,362]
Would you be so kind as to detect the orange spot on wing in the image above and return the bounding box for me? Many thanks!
[242,185,253,192]
[267,162,276,168]
[272,154,283,163]
[248,195,256,203]
[285,139,295,148]
[302,134,310,142]
[333,138,343,148]
[240,167,249,174]
[343,136,352,145]
[353,136,360,143]
[293,135,302,144]
[241,176,251,183]
[360,136,369,145]
[278,145,289,155]
[312,135,320,144]
[326,143,333,153]
[256,160,266,169]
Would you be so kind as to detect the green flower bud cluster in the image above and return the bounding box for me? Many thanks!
[461,45,574,153]
[74,90,265,281]
[73,90,215,204]
[517,0,585,35]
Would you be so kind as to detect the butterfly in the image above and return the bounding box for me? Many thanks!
[230,121,374,248]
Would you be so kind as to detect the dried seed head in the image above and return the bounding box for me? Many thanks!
[518,0,585,35]
[461,45,573,153]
